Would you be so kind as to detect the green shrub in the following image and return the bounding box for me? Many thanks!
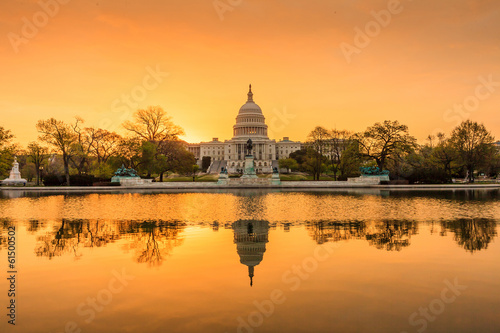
[42,174,65,186]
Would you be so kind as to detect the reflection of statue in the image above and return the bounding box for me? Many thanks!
[246,139,253,155]
[233,220,269,287]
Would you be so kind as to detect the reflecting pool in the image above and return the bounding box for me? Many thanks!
[0,189,499,333]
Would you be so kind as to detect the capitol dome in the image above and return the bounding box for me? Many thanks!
[238,85,263,114]
[233,85,269,139]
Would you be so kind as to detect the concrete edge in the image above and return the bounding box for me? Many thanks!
[1,182,500,191]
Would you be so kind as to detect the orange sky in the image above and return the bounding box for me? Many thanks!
[1,0,499,146]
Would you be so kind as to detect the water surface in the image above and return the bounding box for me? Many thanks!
[0,189,499,333]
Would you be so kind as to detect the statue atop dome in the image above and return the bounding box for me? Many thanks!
[247,84,253,102]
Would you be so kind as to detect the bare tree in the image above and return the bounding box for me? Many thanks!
[69,117,95,175]
[354,120,417,171]
[36,118,77,185]
[123,106,184,142]
[116,137,143,169]
[328,129,351,181]
[307,126,330,180]
[87,128,122,165]
[26,142,48,186]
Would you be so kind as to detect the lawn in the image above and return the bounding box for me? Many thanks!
[164,175,218,182]
[279,174,336,181]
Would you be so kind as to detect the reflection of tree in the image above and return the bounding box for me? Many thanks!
[307,221,366,244]
[0,219,13,251]
[33,219,185,265]
[120,221,185,267]
[307,220,418,251]
[27,220,44,233]
[365,221,418,251]
[35,219,120,259]
[441,219,497,253]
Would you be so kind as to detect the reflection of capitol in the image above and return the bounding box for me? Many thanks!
[232,220,270,286]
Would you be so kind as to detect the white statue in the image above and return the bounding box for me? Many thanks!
[1,157,27,186]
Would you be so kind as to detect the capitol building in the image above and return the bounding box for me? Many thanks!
[188,85,301,173]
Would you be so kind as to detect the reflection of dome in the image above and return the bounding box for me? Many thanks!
[233,85,269,139]
[233,220,269,286]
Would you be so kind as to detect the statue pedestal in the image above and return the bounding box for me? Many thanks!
[347,175,389,184]
[216,155,281,186]
[112,177,152,186]
[271,171,281,185]
[111,176,140,183]
[241,155,258,179]
[217,171,229,185]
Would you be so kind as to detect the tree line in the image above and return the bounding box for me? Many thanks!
[0,106,196,186]
[0,108,498,184]
[279,120,499,183]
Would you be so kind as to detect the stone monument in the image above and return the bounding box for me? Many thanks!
[216,167,229,185]
[348,166,390,184]
[111,164,152,186]
[216,138,282,186]
[241,139,258,179]
[1,157,27,186]
[271,167,281,185]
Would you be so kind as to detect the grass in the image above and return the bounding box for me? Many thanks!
[279,174,336,181]
[163,175,218,182]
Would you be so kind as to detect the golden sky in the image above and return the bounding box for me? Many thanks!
[1,0,499,146]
